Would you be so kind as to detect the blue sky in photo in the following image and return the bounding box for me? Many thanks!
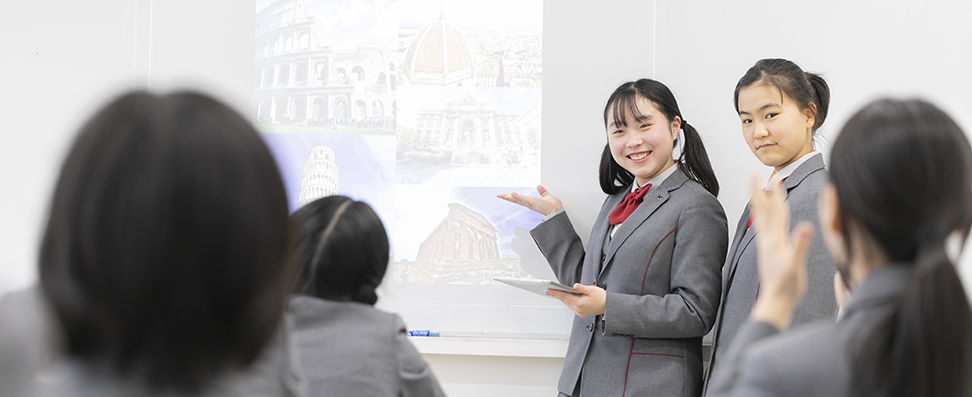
[260,132,396,224]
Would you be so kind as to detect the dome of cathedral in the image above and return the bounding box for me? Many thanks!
[403,16,475,86]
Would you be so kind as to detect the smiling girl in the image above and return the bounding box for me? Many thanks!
[702,59,838,394]
[500,79,728,397]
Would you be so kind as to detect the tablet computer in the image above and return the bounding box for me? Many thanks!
[492,276,582,297]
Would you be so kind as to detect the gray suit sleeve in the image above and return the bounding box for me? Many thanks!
[706,321,781,397]
[787,180,838,327]
[0,287,61,397]
[602,196,728,337]
[394,316,446,397]
[530,211,586,285]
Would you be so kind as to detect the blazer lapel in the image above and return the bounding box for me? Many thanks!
[725,154,826,292]
[783,153,825,194]
[723,207,752,292]
[600,169,688,277]
[591,191,625,276]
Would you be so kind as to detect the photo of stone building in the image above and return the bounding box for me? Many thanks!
[397,7,541,89]
[401,14,476,87]
[395,90,541,186]
[255,0,397,130]
[400,94,538,162]
[399,203,530,284]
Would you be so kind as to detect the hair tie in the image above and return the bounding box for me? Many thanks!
[680,118,688,128]
[355,284,379,305]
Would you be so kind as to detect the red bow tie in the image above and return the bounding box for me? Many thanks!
[608,183,652,226]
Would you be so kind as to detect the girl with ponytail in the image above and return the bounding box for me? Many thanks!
[708,98,972,397]
[288,196,445,397]
[500,79,728,396]
[704,58,838,394]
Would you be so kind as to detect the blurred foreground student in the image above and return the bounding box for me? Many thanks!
[30,90,303,396]
[500,79,727,396]
[287,196,445,397]
[708,98,972,397]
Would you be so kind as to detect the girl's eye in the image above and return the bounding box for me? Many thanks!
[640,124,650,129]
[613,129,624,134]
[742,119,752,125]
[766,113,778,119]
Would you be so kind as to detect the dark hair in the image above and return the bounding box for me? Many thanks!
[733,58,830,133]
[290,196,390,305]
[38,90,291,392]
[830,99,972,397]
[599,79,719,196]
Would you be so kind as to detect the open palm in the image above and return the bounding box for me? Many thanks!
[497,185,564,216]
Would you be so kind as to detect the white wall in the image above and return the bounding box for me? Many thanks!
[1,1,144,294]
[4,1,972,396]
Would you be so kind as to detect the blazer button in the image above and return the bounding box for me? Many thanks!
[586,324,592,331]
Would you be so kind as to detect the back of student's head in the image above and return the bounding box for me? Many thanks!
[290,196,389,305]
[831,98,972,397]
[734,58,830,134]
[598,78,719,196]
[38,90,291,392]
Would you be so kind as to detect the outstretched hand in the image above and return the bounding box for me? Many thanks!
[748,171,814,330]
[497,185,564,216]
[547,283,606,318]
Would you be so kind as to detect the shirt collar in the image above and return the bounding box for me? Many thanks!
[767,151,821,189]
[633,163,679,193]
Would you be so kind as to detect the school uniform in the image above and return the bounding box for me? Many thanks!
[531,166,728,397]
[0,286,60,397]
[706,264,913,397]
[31,311,306,397]
[288,295,445,397]
[703,152,837,395]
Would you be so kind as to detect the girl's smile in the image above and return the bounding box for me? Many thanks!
[606,96,679,187]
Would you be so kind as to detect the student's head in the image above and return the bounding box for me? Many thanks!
[39,90,291,392]
[599,79,719,197]
[734,58,830,171]
[290,196,389,305]
[824,98,972,397]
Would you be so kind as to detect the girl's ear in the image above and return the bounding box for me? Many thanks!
[804,102,818,130]
[671,116,682,141]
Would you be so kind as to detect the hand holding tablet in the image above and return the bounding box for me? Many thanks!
[492,276,582,297]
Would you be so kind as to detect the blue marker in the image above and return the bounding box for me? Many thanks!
[408,330,440,337]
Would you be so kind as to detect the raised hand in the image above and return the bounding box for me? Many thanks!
[497,185,564,216]
[748,171,814,330]
[834,271,851,311]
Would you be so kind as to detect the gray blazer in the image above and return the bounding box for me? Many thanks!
[30,308,306,397]
[706,264,913,397]
[288,296,445,397]
[531,168,728,397]
[0,286,60,397]
[703,154,837,394]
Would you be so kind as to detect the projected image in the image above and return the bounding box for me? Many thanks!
[388,185,542,285]
[396,86,540,186]
[255,0,545,286]
[260,132,396,218]
[254,0,398,132]
[397,0,542,89]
